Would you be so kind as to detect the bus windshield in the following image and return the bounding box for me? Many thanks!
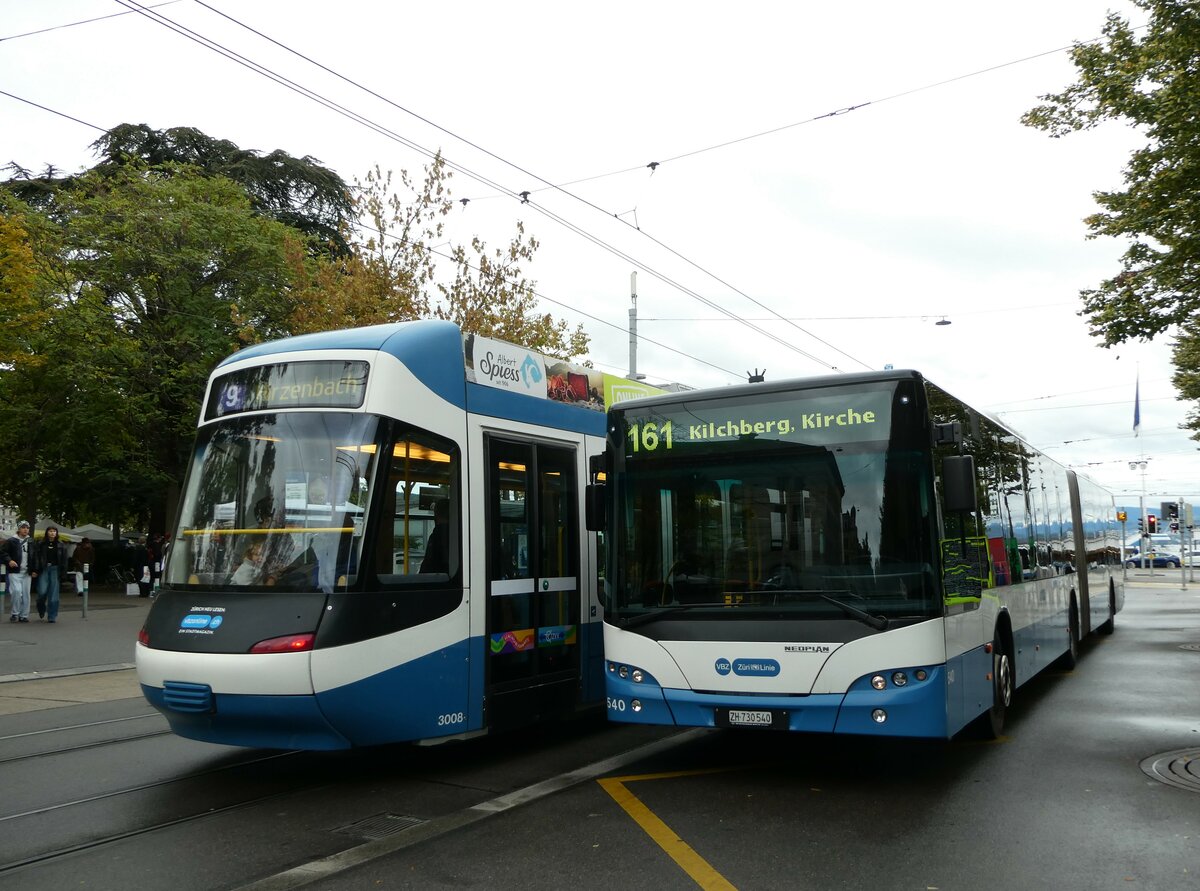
[610,380,939,634]
[166,412,380,593]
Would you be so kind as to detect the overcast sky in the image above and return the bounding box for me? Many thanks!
[3,0,1195,510]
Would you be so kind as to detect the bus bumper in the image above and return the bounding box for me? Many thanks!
[605,666,949,738]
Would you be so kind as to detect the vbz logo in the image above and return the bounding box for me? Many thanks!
[715,658,732,676]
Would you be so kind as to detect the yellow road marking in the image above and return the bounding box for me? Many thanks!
[598,768,739,890]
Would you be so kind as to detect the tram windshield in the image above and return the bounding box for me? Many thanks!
[609,381,940,634]
[166,412,380,593]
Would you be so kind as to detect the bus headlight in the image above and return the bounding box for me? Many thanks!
[618,665,629,679]
[892,672,908,687]
[871,675,887,690]
[631,669,644,683]
[632,699,643,712]
[872,709,888,723]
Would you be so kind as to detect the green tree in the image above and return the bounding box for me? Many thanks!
[289,156,589,359]
[1022,0,1200,437]
[2,134,589,536]
[0,195,58,524]
[5,123,354,256]
[0,166,303,532]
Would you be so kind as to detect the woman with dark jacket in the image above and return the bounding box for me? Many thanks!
[35,526,70,623]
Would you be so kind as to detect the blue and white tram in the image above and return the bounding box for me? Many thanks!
[137,320,660,749]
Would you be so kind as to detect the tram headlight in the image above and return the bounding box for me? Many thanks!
[870,674,887,690]
[892,672,908,687]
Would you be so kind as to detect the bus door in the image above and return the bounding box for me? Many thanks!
[484,437,581,729]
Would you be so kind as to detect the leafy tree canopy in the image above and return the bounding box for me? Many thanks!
[5,123,354,255]
[0,165,303,530]
[1,129,587,532]
[289,156,589,359]
[1022,0,1200,437]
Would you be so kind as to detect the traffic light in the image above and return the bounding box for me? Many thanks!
[1138,517,1144,533]
[1147,514,1157,533]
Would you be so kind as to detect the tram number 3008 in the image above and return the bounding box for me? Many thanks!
[606,697,626,712]
[437,712,466,726]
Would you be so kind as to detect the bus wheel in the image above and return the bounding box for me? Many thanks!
[1098,590,1116,635]
[977,638,1013,739]
[1056,603,1079,670]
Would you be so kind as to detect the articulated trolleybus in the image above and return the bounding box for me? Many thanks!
[594,370,1123,738]
[137,320,661,749]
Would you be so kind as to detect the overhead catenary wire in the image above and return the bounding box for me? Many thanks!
[0,138,744,381]
[182,0,870,372]
[0,89,104,133]
[5,4,1150,382]
[13,2,1128,378]
[0,0,183,42]
[190,0,874,372]
[111,0,854,373]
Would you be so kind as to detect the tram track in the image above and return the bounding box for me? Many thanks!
[0,727,174,764]
[0,712,170,765]
[0,749,318,876]
[0,783,317,875]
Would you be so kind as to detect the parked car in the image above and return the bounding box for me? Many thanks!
[1126,552,1181,568]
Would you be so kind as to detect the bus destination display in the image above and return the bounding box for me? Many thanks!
[623,388,895,458]
[206,360,370,419]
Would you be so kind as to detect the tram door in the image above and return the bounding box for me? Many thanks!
[485,437,580,729]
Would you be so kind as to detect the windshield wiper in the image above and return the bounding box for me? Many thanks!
[821,594,889,631]
[614,603,723,630]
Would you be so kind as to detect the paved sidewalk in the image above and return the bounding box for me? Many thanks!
[1123,565,1200,588]
[0,586,152,715]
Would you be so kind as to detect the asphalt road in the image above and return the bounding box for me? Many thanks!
[1,573,1196,890]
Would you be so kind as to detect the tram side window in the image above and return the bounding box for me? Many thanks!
[376,430,459,583]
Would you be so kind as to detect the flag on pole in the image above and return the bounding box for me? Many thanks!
[1133,373,1141,436]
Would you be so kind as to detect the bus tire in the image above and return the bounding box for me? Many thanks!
[1056,600,1079,670]
[1098,587,1116,635]
[976,636,1013,739]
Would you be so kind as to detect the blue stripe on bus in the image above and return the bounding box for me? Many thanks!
[606,666,951,738]
[141,684,352,750]
[465,382,608,436]
[313,639,478,746]
[834,666,948,737]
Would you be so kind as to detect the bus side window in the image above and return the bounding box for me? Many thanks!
[377,430,459,583]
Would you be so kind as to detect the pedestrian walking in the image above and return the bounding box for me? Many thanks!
[35,525,69,623]
[3,520,35,622]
